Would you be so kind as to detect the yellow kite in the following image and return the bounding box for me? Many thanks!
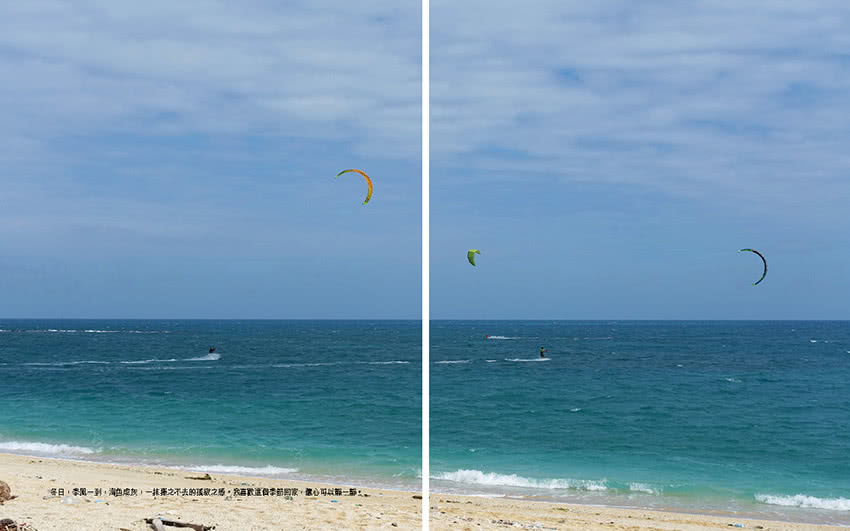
[336,169,373,205]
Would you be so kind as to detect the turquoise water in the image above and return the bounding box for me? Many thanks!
[431,321,850,525]
[0,320,421,490]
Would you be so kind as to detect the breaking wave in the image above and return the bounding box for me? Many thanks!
[433,469,608,491]
[755,494,850,511]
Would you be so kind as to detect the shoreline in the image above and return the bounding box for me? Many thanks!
[429,494,850,530]
[428,491,850,529]
[2,453,848,530]
[427,485,850,527]
[0,452,423,530]
[0,445,422,493]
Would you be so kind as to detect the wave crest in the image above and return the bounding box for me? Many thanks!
[434,469,607,491]
[755,494,850,511]
[0,440,98,456]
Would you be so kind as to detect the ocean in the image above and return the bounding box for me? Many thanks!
[0,320,421,491]
[430,320,850,526]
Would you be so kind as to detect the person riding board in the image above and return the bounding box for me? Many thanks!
[540,347,547,358]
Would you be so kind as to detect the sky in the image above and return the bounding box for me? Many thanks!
[431,1,850,320]
[0,0,421,319]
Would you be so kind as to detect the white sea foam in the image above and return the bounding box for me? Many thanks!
[485,360,497,363]
[486,336,519,340]
[24,360,110,366]
[121,358,178,364]
[724,378,742,383]
[504,358,550,362]
[434,469,607,491]
[179,464,298,476]
[435,360,471,364]
[366,360,410,365]
[570,408,582,412]
[629,483,661,495]
[7,329,165,334]
[0,441,98,456]
[184,353,221,361]
[810,340,818,343]
[273,361,346,368]
[25,354,216,366]
[755,494,850,511]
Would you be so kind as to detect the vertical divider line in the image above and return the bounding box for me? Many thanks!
[421,0,430,527]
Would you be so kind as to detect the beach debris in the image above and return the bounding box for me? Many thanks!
[0,521,35,531]
[0,481,17,504]
[184,473,213,481]
[728,525,745,528]
[412,495,422,499]
[145,517,215,531]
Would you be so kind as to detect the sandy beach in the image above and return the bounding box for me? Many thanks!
[3,454,848,530]
[0,453,422,530]
[429,495,848,531]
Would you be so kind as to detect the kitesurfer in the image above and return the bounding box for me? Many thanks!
[209,346,216,353]
[540,347,547,358]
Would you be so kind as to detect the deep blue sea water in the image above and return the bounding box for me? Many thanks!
[0,320,421,491]
[431,321,850,526]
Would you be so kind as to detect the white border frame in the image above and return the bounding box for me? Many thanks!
[421,0,430,527]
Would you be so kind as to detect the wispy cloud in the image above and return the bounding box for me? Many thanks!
[433,1,850,223]
[0,1,421,317]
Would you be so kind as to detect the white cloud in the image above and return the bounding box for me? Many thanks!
[0,0,420,158]
[0,0,421,259]
[432,1,850,223]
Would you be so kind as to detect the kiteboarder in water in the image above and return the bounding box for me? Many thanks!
[209,346,216,353]
[540,347,547,358]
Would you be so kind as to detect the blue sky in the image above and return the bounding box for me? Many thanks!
[431,1,850,319]
[0,0,421,319]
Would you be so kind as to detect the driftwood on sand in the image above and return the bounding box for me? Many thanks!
[183,473,213,481]
[145,517,215,531]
